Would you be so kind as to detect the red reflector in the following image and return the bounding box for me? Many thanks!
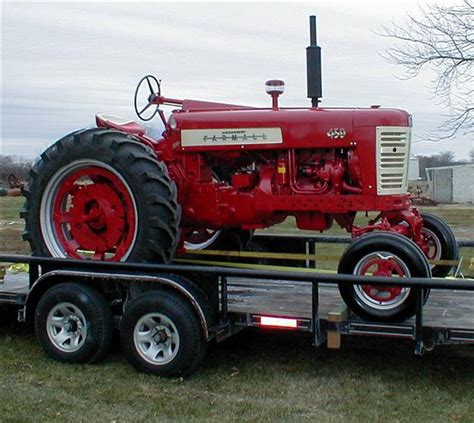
[259,316,298,328]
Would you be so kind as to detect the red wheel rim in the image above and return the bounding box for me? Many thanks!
[421,228,441,261]
[353,252,411,308]
[359,256,405,302]
[44,163,137,261]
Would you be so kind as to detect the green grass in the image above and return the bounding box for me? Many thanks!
[1,318,473,422]
[0,196,473,421]
[0,196,24,221]
[0,197,27,254]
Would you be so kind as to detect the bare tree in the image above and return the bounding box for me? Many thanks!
[0,155,33,184]
[417,150,456,176]
[378,1,473,139]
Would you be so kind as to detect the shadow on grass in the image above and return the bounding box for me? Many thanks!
[204,328,474,383]
[1,304,473,383]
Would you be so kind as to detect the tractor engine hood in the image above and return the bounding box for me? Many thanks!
[171,107,411,151]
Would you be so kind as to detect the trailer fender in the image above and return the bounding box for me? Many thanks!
[23,270,215,341]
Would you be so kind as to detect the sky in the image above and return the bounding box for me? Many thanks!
[1,1,473,160]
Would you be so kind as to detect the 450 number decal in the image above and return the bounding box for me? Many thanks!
[327,128,346,139]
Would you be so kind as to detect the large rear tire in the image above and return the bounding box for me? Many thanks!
[22,128,180,262]
[338,232,431,322]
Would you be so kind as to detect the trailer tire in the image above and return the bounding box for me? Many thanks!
[338,232,431,322]
[421,213,458,277]
[35,283,113,363]
[121,291,207,377]
[22,128,180,262]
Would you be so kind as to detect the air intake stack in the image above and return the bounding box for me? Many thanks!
[306,15,322,107]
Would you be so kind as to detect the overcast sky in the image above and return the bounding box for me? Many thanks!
[2,1,472,160]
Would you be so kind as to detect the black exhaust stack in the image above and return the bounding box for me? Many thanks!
[306,15,322,107]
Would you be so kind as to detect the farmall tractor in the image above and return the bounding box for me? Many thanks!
[22,17,458,322]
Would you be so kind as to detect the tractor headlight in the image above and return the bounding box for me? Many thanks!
[169,116,178,130]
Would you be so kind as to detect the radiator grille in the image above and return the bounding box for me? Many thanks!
[376,126,411,195]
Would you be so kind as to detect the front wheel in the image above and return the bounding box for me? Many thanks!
[420,213,458,277]
[338,232,431,322]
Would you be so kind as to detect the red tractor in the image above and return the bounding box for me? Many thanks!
[22,17,458,321]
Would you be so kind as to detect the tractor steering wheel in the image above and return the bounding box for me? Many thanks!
[134,75,161,121]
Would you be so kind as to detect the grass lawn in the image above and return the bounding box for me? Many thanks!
[0,196,473,421]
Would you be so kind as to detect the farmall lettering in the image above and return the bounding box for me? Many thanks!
[182,128,283,147]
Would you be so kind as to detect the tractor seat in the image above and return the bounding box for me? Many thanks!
[95,113,146,136]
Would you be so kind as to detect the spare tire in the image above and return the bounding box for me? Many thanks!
[22,128,180,262]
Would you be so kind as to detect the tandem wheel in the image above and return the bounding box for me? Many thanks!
[120,290,207,377]
[35,282,114,363]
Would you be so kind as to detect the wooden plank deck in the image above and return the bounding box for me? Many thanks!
[228,278,474,329]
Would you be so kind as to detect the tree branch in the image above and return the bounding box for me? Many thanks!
[376,1,473,139]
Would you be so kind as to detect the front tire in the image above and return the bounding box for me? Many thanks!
[120,291,207,377]
[338,232,431,322]
[35,283,113,363]
[420,213,458,277]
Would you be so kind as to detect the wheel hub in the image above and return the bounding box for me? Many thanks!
[63,316,82,333]
[68,184,126,252]
[43,161,138,261]
[360,255,404,302]
[151,326,171,344]
[354,252,411,309]
[134,313,180,365]
[420,228,442,262]
[46,302,88,353]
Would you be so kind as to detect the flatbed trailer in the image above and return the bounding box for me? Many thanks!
[0,234,473,377]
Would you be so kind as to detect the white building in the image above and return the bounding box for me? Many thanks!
[426,164,474,203]
[408,157,420,181]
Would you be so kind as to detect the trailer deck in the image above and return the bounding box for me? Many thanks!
[226,278,474,347]
[1,262,473,351]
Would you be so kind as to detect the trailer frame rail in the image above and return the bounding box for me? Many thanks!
[1,251,473,354]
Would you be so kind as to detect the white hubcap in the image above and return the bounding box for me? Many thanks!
[133,313,180,365]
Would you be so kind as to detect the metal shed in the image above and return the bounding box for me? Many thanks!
[426,164,474,203]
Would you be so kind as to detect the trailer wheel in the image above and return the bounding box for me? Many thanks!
[121,291,207,377]
[420,213,458,277]
[22,128,180,262]
[338,232,431,322]
[35,283,113,363]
